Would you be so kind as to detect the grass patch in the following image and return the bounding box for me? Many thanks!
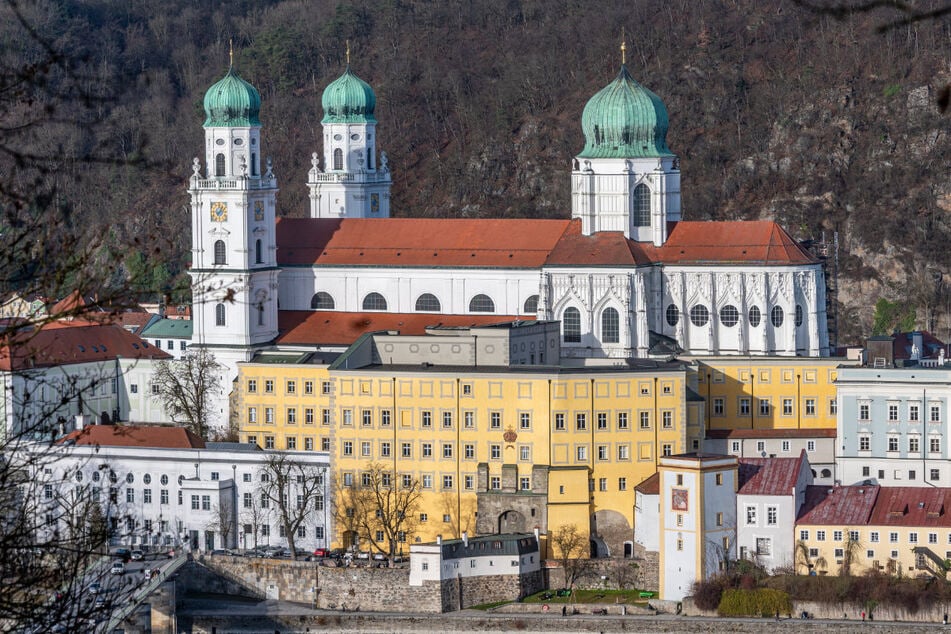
[469,599,511,610]
[523,588,652,604]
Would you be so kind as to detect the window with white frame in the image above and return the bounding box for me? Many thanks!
[745,506,757,525]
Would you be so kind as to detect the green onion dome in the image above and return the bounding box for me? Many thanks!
[321,66,377,124]
[203,67,261,127]
[578,65,673,159]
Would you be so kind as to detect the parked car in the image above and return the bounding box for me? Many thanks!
[87,582,101,595]
[355,551,370,560]
[144,568,153,581]
[312,548,330,558]
[112,548,131,562]
[130,549,144,561]
[110,561,125,575]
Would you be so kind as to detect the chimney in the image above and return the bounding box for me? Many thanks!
[74,414,88,431]
[436,535,442,545]
[462,531,468,547]
[534,527,540,542]
[911,331,924,361]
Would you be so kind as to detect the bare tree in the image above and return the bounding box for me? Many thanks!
[239,502,266,552]
[334,463,422,561]
[551,524,588,591]
[206,504,234,551]
[258,453,324,558]
[150,349,223,438]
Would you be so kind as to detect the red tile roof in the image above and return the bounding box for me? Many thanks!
[635,472,660,495]
[275,218,816,269]
[797,485,879,525]
[868,487,951,528]
[738,450,808,496]
[60,424,205,449]
[276,218,573,268]
[276,311,532,347]
[707,428,837,439]
[0,320,171,371]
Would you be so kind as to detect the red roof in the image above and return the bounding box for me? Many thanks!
[635,472,660,495]
[797,485,879,525]
[0,320,170,371]
[60,424,205,449]
[50,290,86,317]
[738,450,808,496]
[636,221,817,265]
[868,487,951,528]
[276,218,572,268]
[544,222,644,266]
[277,311,532,347]
[707,428,837,439]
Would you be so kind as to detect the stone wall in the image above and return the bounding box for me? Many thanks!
[192,555,542,613]
[682,596,951,624]
[150,580,176,634]
[544,556,658,592]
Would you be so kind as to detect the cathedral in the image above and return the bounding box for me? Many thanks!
[188,53,830,425]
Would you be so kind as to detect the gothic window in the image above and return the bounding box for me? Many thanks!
[666,304,679,327]
[215,153,225,176]
[362,292,387,311]
[795,304,803,327]
[213,240,226,265]
[601,307,620,343]
[468,294,495,313]
[633,184,651,227]
[333,148,343,170]
[748,306,762,327]
[690,305,709,327]
[523,295,539,314]
[255,239,263,264]
[311,292,335,310]
[415,293,441,312]
[719,305,739,327]
[563,307,581,343]
[215,303,226,326]
[770,306,785,327]
[257,303,264,326]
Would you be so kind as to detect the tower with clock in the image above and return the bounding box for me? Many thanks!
[188,57,279,428]
[306,49,391,219]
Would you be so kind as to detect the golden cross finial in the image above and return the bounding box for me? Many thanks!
[346,40,350,65]
[621,28,626,65]
[229,39,234,68]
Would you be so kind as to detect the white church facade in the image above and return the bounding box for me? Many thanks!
[187,55,830,429]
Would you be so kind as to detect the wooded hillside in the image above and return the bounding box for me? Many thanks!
[5,0,951,344]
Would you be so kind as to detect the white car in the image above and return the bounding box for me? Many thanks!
[110,561,125,575]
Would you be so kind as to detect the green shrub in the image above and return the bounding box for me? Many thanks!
[718,588,792,617]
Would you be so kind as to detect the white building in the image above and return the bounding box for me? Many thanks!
[29,424,330,553]
[187,55,830,432]
[658,453,738,601]
[409,532,541,587]
[706,428,836,485]
[735,450,812,572]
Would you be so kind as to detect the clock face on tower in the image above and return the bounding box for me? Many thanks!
[210,201,228,222]
[370,193,380,213]
[254,201,265,221]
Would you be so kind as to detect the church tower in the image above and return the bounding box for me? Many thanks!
[188,60,279,428]
[571,44,681,246]
[307,54,391,218]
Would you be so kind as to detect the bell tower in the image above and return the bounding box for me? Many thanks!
[307,47,391,219]
[188,56,279,429]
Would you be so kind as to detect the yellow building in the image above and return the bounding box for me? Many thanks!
[237,322,704,558]
[795,485,951,578]
[691,357,855,432]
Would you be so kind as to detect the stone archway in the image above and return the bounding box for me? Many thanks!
[498,510,525,534]
[591,509,632,558]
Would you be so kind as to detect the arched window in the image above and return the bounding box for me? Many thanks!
[690,305,709,327]
[213,240,226,265]
[215,153,225,176]
[333,148,343,170]
[255,239,263,264]
[523,295,539,314]
[415,293,441,312]
[362,292,387,311]
[469,294,495,313]
[311,292,335,310]
[633,184,651,227]
[719,305,739,327]
[748,306,762,327]
[795,304,803,327]
[257,303,264,326]
[771,306,785,327]
[250,152,257,176]
[563,307,581,343]
[215,303,226,326]
[666,304,679,327]
[601,308,619,343]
